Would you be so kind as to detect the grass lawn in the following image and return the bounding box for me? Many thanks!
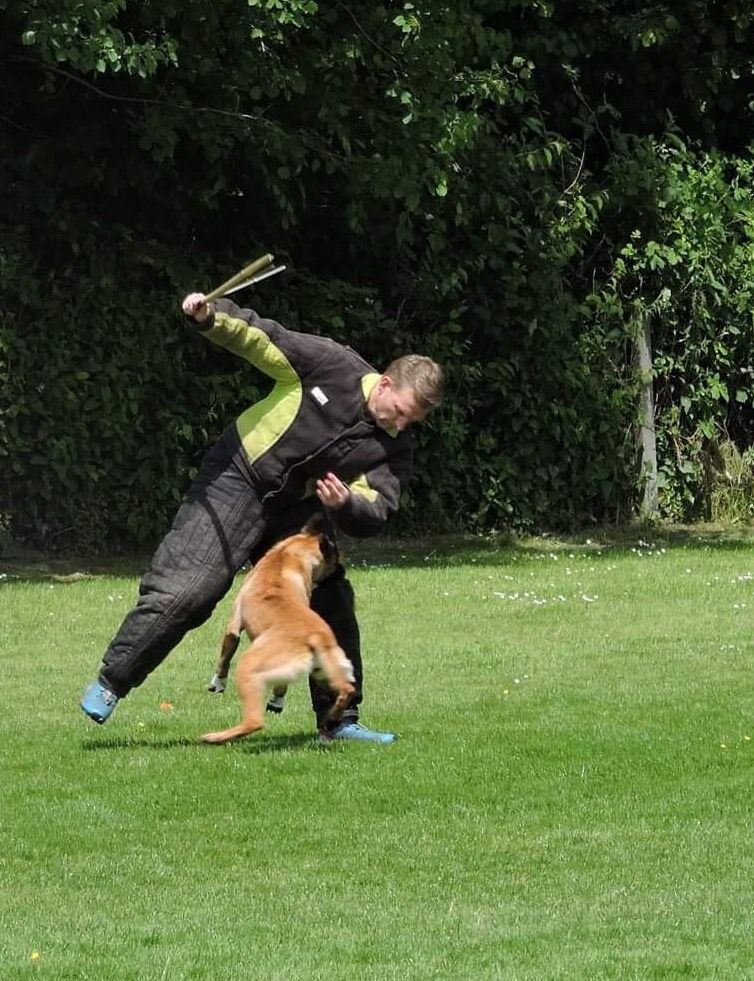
[2,527,754,980]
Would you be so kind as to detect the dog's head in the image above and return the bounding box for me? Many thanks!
[279,532,338,584]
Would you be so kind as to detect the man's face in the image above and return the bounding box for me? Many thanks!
[368,377,428,432]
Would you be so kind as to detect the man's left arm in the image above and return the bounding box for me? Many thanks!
[317,454,413,538]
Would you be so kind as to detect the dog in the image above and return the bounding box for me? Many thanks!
[201,522,355,744]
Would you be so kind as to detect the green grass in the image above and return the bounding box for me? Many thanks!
[3,527,754,980]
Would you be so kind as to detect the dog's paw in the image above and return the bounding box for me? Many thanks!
[265,693,286,714]
[207,674,226,693]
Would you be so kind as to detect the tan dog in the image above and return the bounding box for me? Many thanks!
[202,526,355,744]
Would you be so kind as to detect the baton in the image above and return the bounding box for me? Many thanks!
[203,253,276,304]
[221,263,286,297]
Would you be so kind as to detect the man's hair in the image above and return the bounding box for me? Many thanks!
[383,355,444,409]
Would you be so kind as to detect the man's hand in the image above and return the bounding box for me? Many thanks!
[182,292,212,323]
[316,473,350,509]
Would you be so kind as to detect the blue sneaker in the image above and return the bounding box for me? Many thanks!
[80,680,119,724]
[320,722,397,745]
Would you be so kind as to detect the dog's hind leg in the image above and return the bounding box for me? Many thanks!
[265,684,289,714]
[202,639,278,743]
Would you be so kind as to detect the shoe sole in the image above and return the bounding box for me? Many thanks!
[80,703,108,724]
[321,732,397,745]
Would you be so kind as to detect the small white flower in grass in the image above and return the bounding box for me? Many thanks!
[503,689,509,696]
[581,594,598,602]
[744,736,751,742]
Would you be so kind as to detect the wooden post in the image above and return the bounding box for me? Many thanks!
[636,314,659,516]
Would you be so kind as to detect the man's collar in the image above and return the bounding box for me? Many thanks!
[361,372,382,402]
[360,372,399,437]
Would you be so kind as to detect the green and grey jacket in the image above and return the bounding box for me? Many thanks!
[196,298,414,537]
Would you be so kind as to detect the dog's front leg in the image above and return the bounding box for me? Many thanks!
[208,629,242,693]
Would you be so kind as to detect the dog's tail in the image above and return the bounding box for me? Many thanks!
[308,632,356,721]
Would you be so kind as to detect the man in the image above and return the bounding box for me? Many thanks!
[80,290,443,743]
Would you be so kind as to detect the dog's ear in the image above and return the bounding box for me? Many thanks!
[302,512,327,536]
[318,532,337,564]
[302,513,338,568]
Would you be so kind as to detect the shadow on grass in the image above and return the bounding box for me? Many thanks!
[5,523,754,581]
[82,731,322,754]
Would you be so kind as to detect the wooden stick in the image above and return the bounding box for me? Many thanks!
[204,254,274,303]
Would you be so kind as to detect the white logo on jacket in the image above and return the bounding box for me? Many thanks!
[310,387,329,406]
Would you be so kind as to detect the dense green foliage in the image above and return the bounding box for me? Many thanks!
[3,1,754,550]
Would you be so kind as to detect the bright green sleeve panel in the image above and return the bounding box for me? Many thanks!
[347,473,379,503]
[201,312,299,382]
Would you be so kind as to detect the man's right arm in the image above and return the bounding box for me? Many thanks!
[182,292,211,322]
[181,293,300,383]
